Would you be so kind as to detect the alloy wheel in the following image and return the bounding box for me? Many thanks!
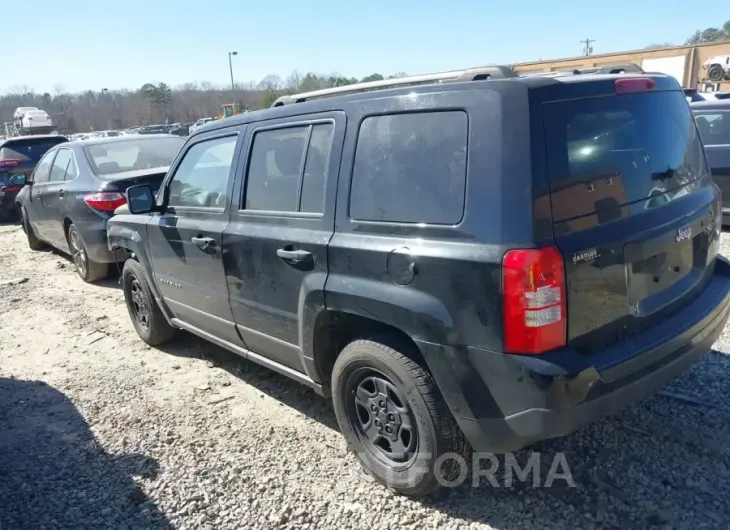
[129,278,150,331]
[68,228,87,277]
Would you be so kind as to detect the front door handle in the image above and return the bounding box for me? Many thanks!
[191,236,215,251]
[276,248,312,263]
[58,189,64,198]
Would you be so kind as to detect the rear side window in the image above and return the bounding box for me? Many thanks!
[32,151,56,183]
[0,137,67,162]
[244,123,333,214]
[49,149,72,182]
[694,111,730,146]
[168,135,237,208]
[543,91,706,222]
[350,111,468,224]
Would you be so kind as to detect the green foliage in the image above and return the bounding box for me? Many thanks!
[360,73,385,83]
[685,21,730,44]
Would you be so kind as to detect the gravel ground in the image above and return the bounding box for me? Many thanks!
[1,220,730,530]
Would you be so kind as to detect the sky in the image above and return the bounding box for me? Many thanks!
[3,0,725,94]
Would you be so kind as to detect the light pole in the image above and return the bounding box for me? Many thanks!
[228,51,238,92]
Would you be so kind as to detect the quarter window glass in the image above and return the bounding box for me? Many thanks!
[49,149,72,182]
[168,136,237,208]
[350,112,468,224]
[694,112,730,146]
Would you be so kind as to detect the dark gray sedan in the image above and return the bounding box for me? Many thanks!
[692,100,730,224]
[13,135,184,282]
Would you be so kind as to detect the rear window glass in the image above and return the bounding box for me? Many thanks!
[0,137,67,162]
[85,137,183,174]
[350,111,468,224]
[694,111,730,146]
[543,91,705,222]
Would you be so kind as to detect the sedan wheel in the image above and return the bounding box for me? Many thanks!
[68,226,88,278]
[66,224,108,282]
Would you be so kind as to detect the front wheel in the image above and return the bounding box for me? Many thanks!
[332,338,471,496]
[20,207,44,250]
[67,223,108,282]
[122,259,176,346]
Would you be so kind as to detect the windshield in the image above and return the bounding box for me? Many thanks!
[0,137,67,162]
[84,137,183,174]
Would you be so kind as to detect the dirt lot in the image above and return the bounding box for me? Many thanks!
[1,220,730,529]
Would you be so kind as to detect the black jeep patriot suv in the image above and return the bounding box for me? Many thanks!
[108,64,730,495]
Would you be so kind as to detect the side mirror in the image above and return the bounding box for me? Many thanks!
[9,174,27,186]
[127,185,155,214]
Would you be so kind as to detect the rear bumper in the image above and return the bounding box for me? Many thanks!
[417,256,730,454]
[75,220,116,263]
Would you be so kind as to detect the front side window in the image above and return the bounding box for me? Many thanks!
[167,135,237,208]
[350,111,468,224]
[694,111,730,146]
[31,151,56,183]
[49,149,72,182]
[244,122,333,214]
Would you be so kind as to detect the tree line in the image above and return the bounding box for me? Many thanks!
[0,71,406,135]
[646,19,730,49]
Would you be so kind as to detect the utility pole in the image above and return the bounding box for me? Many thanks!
[228,51,238,92]
[580,38,595,56]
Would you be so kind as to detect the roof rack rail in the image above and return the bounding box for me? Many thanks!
[520,63,645,78]
[271,66,518,106]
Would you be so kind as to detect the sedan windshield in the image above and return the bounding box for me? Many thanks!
[85,137,183,174]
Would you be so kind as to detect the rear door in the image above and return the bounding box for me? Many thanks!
[693,108,730,211]
[147,130,243,344]
[539,80,720,353]
[222,113,342,372]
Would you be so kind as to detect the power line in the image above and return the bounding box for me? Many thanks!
[580,38,595,56]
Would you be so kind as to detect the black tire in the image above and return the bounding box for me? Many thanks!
[67,223,108,282]
[332,338,471,496]
[20,207,44,251]
[708,64,724,82]
[122,259,176,346]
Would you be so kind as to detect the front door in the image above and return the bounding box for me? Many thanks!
[223,114,343,372]
[24,149,56,240]
[147,131,242,344]
[41,147,74,249]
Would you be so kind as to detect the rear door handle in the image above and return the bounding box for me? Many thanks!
[58,189,64,198]
[191,236,215,251]
[276,248,312,263]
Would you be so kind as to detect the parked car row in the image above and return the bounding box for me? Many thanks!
[7,66,730,497]
[11,135,184,279]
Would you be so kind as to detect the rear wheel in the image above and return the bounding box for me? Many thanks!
[67,224,108,282]
[122,259,176,345]
[332,338,471,496]
[20,207,43,251]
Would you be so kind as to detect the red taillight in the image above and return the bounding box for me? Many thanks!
[0,159,21,169]
[614,78,655,94]
[0,186,21,193]
[502,246,567,354]
[83,192,127,211]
